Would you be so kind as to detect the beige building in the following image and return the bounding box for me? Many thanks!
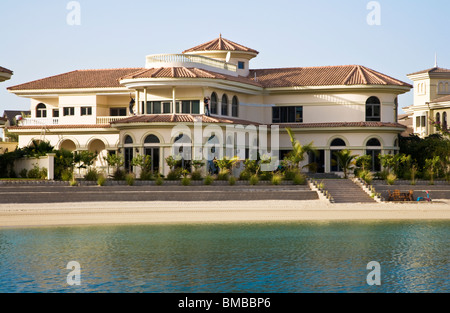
[0,66,14,151]
[405,66,450,137]
[7,36,412,175]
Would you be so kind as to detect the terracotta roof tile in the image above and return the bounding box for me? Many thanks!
[0,66,13,74]
[121,67,263,87]
[7,68,142,90]
[408,67,450,76]
[111,114,259,125]
[250,65,412,88]
[274,122,406,129]
[430,95,450,103]
[183,35,259,54]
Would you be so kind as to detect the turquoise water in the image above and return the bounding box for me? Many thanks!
[0,221,448,293]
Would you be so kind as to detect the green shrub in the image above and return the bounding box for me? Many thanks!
[19,169,28,179]
[217,169,229,181]
[283,170,298,181]
[84,168,99,181]
[39,168,48,180]
[249,174,259,185]
[181,176,191,186]
[69,180,78,187]
[155,176,164,186]
[191,170,203,181]
[97,174,106,186]
[239,170,251,181]
[113,169,126,181]
[228,176,236,186]
[125,173,135,186]
[27,165,41,179]
[139,170,154,181]
[61,169,73,182]
[293,173,306,185]
[166,168,183,181]
[386,173,397,185]
[204,175,214,185]
[359,170,373,185]
[271,174,283,185]
[259,171,273,181]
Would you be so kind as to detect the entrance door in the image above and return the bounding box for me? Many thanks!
[145,147,160,173]
[308,150,325,173]
[124,147,133,173]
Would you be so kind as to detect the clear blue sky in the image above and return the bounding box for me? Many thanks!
[1,0,449,115]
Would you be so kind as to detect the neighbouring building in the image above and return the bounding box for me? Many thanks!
[0,66,15,152]
[6,36,412,175]
[405,66,450,137]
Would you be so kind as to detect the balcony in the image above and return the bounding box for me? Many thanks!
[17,116,128,127]
[145,54,237,74]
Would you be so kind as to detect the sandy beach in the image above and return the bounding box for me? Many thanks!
[0,199,449,228]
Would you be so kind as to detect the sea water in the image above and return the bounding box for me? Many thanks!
[0,221,448,293]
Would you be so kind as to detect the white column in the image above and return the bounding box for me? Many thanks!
[135,90,140,115]
[144,88,148,115]
[172,87,176,114]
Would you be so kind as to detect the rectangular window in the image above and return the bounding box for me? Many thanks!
[272,106,303,123]
[192,100,200,114]
[53,109,59,118]
[163,102,171,114]
[63,107,75,116]
[416,116,421,127]
[238,61,245,70]
[110,107,127,116]
[182,101,191,114]
[153,102,161,114]
[81,107,92,116]
[421,116,426,128]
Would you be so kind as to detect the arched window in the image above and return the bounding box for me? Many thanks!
[436,112,441,124]
[366,96,381,122]
[144,134,160,144]
[443,112,448,130]
[124,135,133,145]
[330,138,346,146]
[221,94,229,116]
[36,103,47,118]
[210,92,218,115]
[367,138,381,146]
[174,134,192,170]
[232,96,239,117]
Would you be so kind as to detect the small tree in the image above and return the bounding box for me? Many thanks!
[333,149,357,179]
[425,156,440,185]
[285,127,316,172]
[104,153,124,179]
[131,154,152,179]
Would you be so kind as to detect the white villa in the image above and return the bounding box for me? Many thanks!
[404,66,450,138]
[7,36,412,176]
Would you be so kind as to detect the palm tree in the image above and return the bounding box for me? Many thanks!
[285,128,316,171]
[333,149,357,179]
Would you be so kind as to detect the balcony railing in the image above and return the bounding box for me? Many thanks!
[17,116,128,126]
[146,54,237,72]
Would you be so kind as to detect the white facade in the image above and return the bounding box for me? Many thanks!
[7,37,412,176]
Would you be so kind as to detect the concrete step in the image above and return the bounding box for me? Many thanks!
[320,179,376,203]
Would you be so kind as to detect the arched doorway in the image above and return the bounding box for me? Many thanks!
[60,139,76,152]
[88,139,107,168]
[124,135,134,173]
[173,134,192,171]
[330,138,346,172]
[366,138,382,172]
[144,134,161,173]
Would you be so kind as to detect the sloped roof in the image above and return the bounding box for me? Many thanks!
[8,68,142,90]
[276,121,406,129]
[0,66,13,74]
[183,35,259,54]
[111,114,259,125]
[120,67,263,87]
[408,67,450,76]
[430,95,450,103]
[250,65,412,88]
[2,110,31,125]
[8,65,411,91]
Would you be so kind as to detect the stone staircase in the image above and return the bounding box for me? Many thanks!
[320,178,376,203]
